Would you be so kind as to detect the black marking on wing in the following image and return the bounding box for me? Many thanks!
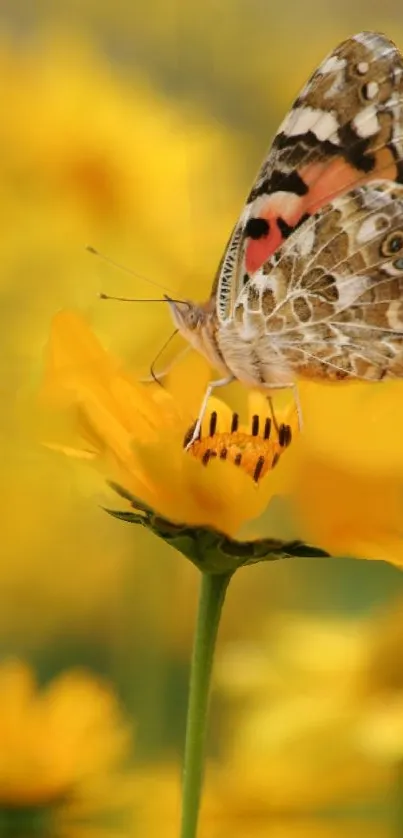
[248,169,309,202]
[273,131,341,156]
[296,212,311,227]
[277,217,293,238]
[338,122,376,172]
[244,217,270,239]
[276,212,311,239]
[388,143,403,183]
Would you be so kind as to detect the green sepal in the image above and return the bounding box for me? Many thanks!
[103,483,330,573]
[102,508,148,525]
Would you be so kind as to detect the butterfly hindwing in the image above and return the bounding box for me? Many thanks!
[216,32,403,326]
[231,180,403,381]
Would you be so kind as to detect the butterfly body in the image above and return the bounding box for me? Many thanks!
[168,31,403,430]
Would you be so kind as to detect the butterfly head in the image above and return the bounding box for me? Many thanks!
[165,296,205,333]
[165,295,229,373]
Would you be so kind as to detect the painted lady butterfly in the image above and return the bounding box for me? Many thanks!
[166,32,403,439]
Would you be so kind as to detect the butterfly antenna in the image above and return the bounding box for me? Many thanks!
[98,292,189,305]
[86,244,173,295]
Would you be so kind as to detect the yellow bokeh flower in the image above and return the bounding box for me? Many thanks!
[352,595,403,763]
[212,602,403,826]
[42,310,296,542]
[131,761,385,838]
[0,29,240,365]
[215,613,383,815]
[0,659,133,836]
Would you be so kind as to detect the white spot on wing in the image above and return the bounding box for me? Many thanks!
[320,55,346,74]
[388,299,403,329]
[365,81,379,99]
[336,274,370,309]
[298,226,315,257]
[356,215,382,244]
[393,65,403,84]
[279,107,340,143]
[360,184,394,212]
[357,61,369,74]
[352,105,379,138]
[250,274,269,292]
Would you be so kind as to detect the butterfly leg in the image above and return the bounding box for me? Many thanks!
[185,375,235,450]
[264,383,303,432]
[266,396,279,434]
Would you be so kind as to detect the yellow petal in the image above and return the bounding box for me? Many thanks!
[290,447,403,565]
[301,379,403,477]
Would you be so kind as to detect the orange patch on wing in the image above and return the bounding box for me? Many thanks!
[244,194,302,274]
[245,219,282,273]
[244,148,398,276]
[302,148,398,214]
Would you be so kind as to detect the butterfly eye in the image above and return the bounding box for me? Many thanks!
[394,258,403,271]
[190,311,200,328]
[381,231,403,257]
[184,307,202,330]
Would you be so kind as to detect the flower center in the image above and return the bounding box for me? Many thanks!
[184,411,292,482]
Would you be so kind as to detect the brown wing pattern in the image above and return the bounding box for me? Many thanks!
[228,180,403,382]
[216,32,403,328]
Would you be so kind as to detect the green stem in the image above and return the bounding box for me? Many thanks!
[180,571,233,838]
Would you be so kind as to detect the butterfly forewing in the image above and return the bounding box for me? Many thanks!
[216,31,403,325]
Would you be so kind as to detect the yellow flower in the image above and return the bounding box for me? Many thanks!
[42,310,296,541]
[287,380,403,564]
[41,309,403,567]
[0,659,133,835]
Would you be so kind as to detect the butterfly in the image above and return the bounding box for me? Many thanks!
[166,31,403,442]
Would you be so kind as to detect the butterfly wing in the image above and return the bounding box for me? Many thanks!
[215,31,403,325]
[230,180,403,382]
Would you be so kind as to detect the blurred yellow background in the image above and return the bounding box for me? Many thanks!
[3,1,403,836]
